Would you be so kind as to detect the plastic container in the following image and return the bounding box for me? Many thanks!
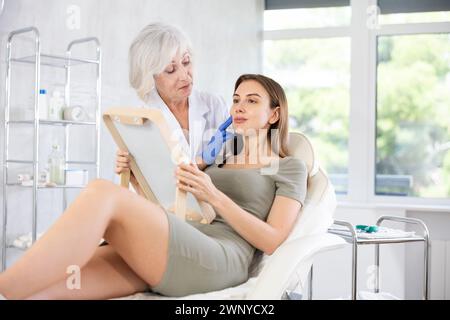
[48,144,65,185]
[63,105,86,121]
[38,89,48,119]
[65,169,89,185]
[48,90,65,120]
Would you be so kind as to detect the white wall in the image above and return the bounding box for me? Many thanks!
[0,0,263,266]
[405,211,450,300]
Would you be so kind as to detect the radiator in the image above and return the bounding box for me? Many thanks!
[430,240,450,300]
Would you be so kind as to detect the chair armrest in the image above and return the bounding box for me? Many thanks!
[246,233,346,300]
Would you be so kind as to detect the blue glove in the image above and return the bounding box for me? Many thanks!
[201,116,234,165]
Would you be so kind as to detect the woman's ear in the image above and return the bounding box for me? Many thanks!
[269,106,280,124]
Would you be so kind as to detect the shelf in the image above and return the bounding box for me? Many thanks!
[6,160,97,165]
[3,28,102,272]
[327,229,426,245]
[67,161,97,165]
[7,119,96,126]
[11,53,99,68]
[6,182,86,189]
[5,159,34,164]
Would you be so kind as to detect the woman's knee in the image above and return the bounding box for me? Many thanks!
[83,179,123,214]
[86,178,117,191]
[85,179,122,200]
[86,178,160,224]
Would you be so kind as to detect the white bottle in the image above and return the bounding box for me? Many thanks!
[48,144,65,185]
[38,89,48,120]
[48,90,65,120]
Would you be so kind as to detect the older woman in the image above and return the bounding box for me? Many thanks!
[117,23,232,193]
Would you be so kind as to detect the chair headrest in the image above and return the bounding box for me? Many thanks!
[287,132,319,177]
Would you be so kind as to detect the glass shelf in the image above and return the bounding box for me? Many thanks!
[7,119,96,126]
[6,159,97,165]
[10,53,99,68]
[327,228,426,244]
[6,183,86,189]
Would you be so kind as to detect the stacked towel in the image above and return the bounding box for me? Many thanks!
[9,232,43,249]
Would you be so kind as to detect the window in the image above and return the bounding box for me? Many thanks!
[264,38,350,194]
[374,0,450,199]
[263,0,351,194]
[263,0,450,204]
[379,11,450,24]
[378,0,450,24]
[264,7,351,30]
[376,34,450,198]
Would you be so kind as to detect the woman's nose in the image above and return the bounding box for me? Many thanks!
[233,102,246,114]
[178,65,191,81]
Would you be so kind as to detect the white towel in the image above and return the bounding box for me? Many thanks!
[9,232,43,249]
[357,290,400,300]
[356,226,416,239]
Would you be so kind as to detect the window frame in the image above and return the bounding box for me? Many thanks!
[263,0,450,207]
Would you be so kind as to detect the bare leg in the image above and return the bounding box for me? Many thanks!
[0,179,169,299]
[26,245,148,300]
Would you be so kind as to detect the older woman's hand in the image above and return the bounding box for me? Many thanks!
[175,163,222,205]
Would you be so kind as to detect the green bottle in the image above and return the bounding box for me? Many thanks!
[48,144,65,185]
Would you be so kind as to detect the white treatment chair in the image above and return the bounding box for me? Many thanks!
[104,107,345,300]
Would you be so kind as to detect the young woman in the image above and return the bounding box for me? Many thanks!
[0,74,307,300]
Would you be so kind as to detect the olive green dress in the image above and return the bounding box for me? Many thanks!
[150,156,307,297]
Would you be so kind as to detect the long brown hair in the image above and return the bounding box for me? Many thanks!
[234,74,290,157]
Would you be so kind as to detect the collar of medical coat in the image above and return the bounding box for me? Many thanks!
[147,87,209,116]
[145,87,210,161]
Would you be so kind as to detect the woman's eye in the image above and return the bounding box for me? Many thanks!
[233,99,239,104]
[248,99,257,104]
[166,68,174,74]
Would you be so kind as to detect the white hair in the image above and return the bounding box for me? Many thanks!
[129,22,193,102]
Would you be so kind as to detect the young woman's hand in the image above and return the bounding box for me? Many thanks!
[115,149,144,196]
[115,149,131,175]
[175,163,222,205]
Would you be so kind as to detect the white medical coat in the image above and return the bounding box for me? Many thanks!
[145,88,230,162]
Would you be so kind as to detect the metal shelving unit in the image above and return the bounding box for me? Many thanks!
[327,215,430,300]
[1,26,102,271]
